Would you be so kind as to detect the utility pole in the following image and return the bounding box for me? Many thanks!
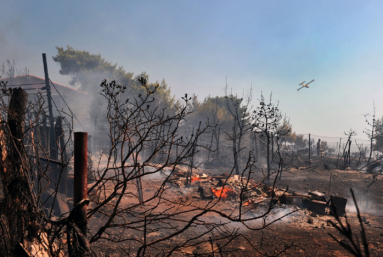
[42,53,56,160]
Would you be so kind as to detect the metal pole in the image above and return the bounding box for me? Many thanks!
[74,132,88,237]
[42,53,56,160]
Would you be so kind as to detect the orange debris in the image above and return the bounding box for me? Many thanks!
[191,176,201,182]
[211,186,236,198]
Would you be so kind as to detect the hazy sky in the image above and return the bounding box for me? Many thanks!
[1,0,383,139]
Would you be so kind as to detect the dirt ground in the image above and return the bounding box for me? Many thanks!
[89,155,383,256]
[247,158,383,257]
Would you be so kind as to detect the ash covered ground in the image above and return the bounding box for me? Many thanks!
[88,154,383,257]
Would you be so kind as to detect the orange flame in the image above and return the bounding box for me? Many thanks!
[191,176,201,182]
[243,201,250,206]
[211,186,236,198]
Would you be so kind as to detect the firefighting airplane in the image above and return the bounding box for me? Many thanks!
[297,79,315,91]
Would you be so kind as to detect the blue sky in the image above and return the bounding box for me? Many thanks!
[1,0,383,139]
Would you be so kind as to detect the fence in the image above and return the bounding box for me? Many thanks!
[299,134,372,157]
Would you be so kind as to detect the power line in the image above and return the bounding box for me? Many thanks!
[49,79,85,131]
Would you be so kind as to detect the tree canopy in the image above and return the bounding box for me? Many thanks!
[184,94,247,129]
[53,46,174,110]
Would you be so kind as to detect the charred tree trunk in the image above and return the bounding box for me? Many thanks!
[1,88,40,253]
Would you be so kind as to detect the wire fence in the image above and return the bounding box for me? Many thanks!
[194,130,375,160]
[298,134,373,159]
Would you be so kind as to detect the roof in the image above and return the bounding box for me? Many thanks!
[0,75,88,96]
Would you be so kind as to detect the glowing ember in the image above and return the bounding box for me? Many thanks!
[243,201,250,206]
[191,176,201,182]
[211,186,236,198]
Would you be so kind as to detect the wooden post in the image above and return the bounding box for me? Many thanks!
[186,127,195,185]
[136,163,144,205]
[348,140,352,167]
[74,132,88,237]
[8,88,28,174]
[6,87,29,245]
[42,53,56,160]
[308,134,311,163]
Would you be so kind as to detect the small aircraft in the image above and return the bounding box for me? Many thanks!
[297,79,315,91]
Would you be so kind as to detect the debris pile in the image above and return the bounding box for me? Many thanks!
[168,169,273,204]
[280,190,348,217]
[168,167,348,218]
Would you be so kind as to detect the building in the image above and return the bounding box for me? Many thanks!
[0,74,89,123]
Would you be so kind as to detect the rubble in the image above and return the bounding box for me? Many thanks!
[166,166,350,219]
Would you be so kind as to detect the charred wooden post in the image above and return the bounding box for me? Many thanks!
[4,88,31,250]
[136,163,144,205]
[308,133,311,163]
[186,127,196,185]
[8,88,28,175]
[74,132,88,237]
[42,53,57,160]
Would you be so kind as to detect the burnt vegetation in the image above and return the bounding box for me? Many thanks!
[0,53,382,257]
[0,75,293,257]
